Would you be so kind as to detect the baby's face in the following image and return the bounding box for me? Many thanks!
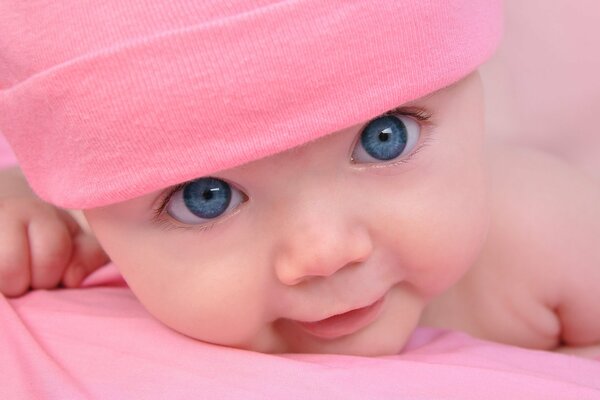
[84,72,489,355]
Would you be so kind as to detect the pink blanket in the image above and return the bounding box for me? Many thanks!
[2,263,600,399]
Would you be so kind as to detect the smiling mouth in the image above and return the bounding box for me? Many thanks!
[295,296,386,340]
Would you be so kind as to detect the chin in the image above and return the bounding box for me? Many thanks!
[282,329,410,356]
[277,313,415,356]
[326,340,407,357]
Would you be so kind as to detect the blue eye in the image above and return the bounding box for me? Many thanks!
[166,177,246,225]
[352,114,420,163]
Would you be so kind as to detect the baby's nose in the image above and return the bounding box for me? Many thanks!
[273,214,373,286]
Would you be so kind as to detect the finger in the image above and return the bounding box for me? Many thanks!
[62,233,110,288]
[27,215,73,290]
[0,221,31,297]
[55,208,82,236]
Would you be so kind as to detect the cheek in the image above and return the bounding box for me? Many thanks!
[86,213,274,347]
[376,129,489,297]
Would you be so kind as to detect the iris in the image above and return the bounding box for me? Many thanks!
[183,177,232,219]
[360,115,407,160]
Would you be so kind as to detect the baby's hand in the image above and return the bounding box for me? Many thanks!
[0,167,109,297]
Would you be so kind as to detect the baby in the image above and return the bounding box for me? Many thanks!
[1,1,599,357]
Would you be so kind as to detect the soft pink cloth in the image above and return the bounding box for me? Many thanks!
[0,0,502,208]
[0,134,17,169]
[2,264,600,399]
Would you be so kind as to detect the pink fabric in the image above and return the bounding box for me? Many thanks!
[2,264,600,399]
[0,134,17,169]
[0,0,502,208]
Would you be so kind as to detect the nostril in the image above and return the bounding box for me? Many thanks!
[273,252,317,286]
[273,249,369,286]
[273,224,373,285]
[283,275,311,286]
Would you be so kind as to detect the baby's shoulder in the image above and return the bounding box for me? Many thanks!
[480,141,600,347]
[484,141,600,276]
[424,142,600,350]
[485,140,600,209]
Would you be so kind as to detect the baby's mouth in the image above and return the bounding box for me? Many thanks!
[295,296,386,340]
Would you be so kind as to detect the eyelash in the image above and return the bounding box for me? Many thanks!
[352,106,434,168]
[384,106,432,122]
[152,214,217,233]
[151,182,219,232]
[152,106,434,229]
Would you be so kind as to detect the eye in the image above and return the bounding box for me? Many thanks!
[351,114,420,163]
[165,177,246,225]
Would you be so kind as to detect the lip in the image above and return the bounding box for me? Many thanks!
[295,295,386,340]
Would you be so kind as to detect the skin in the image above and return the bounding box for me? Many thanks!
[1,71,599,356]
[0,168,108,296]
[81,72,489,355]
[422,140,600,355]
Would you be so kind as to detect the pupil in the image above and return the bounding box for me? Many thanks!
[182,177,232,219]
[360,115,408,161]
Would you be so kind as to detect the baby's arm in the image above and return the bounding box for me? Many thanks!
[549,159,600,350]
[488,144,600,352]
[0,166,109,297]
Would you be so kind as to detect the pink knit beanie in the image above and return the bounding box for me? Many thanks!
[0,0,502,209]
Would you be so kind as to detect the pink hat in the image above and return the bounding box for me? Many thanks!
[0,0,502,209]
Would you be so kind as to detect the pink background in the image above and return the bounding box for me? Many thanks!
[481,0,600,180]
